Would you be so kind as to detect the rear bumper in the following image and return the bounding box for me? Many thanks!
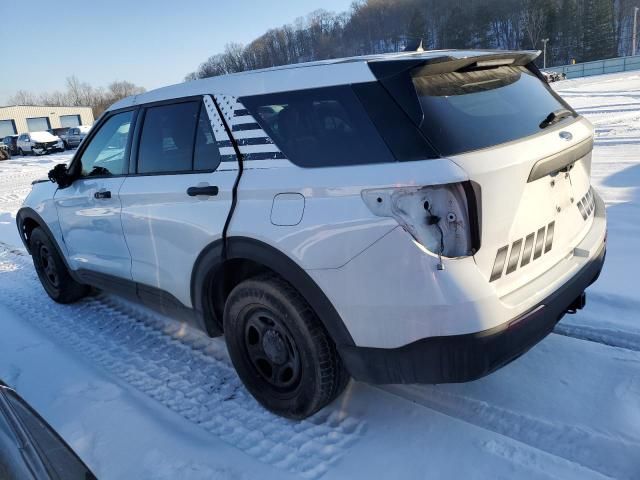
[339,239,606,384]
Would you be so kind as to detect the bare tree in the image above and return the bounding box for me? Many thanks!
[7,90,37,105]
[522,0,548,49]
[6,77,146,117]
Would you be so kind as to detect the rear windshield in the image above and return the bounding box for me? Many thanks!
[409,65,575,156]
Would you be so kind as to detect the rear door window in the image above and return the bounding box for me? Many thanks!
[193,106,221,171]
[137,102,199,174]
[241,86,395,167]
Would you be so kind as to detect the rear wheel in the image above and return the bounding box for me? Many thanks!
[30,227,88,303]
[224,274,349,419]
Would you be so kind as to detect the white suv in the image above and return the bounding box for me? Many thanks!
[17,50,606,419]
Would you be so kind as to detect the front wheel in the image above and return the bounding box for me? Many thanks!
[30,227,88,303]
[224,274,349,419]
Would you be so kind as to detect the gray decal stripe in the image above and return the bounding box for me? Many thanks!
[520,233,535,267]
[506,239,523,275]
[533,226,546,260]
[237,137,274,146]
[232,122,262,132]
[544,221,555,253]
[241,152,287,160]
[220,154,238,162]
[490,246,509,282]
[217,137,274,148]
[234,109,250,117]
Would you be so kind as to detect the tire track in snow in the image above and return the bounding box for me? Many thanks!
[554,293,640,352]
[554,323,640,352]
[0,245,364,479]
[382,382,640,480]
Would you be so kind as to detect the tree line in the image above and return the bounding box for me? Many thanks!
[187,0,639,80]
[7,77,146,118]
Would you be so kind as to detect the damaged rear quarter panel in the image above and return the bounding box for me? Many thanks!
[229,159,468,269]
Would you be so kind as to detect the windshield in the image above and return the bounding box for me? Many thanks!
[410,65,576,156]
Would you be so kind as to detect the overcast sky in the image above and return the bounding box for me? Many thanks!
[0,0,353,104]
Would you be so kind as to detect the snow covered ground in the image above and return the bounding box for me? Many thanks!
[0,71,639,479]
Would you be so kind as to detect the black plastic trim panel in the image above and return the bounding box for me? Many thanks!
[528,137,593,182]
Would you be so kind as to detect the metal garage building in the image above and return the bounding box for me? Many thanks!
[0,105,94,137]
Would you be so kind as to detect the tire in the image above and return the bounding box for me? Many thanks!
[18,148,24,156]
[224,274,349,419]
[30,227,88,304]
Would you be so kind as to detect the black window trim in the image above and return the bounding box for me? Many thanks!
[130,95,227,177]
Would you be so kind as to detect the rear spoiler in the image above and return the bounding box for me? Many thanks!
[368,51,541,80]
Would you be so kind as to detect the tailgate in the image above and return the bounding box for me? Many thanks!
[450,117,595,297]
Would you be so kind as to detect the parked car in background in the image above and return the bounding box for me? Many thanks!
[2,135,19,155]
[542,70,566,83]
[0,144,10,160]
[0,381,96,480]
[16,132,65,156]
[49,127,70,149]
[65,125,91,148]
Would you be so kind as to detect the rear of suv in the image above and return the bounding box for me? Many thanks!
[17,50,606,419]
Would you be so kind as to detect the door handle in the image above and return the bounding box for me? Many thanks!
[94,190,111,199]
[187,186,219,197]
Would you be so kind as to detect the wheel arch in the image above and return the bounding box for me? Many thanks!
[191,236,355,348]
[16,207,47,254]
[16,207,83,285]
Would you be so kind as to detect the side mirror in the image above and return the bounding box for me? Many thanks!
[48,163,74,188]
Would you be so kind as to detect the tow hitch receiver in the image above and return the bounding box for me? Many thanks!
[566,292,586,314]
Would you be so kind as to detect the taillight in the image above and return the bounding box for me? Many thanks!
[362,182,474,259]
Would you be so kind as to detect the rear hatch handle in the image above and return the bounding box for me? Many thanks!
[528,137,593,182]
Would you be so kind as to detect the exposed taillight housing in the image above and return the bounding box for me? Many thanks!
[362,182,479,259]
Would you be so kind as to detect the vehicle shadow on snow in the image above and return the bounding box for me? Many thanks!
[601,162,640,189]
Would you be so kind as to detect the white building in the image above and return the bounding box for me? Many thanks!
[0,105,94,137]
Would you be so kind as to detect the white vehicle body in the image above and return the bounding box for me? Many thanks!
[17,131,64,155]
[17,49,606,414]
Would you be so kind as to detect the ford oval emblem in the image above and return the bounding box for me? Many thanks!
[559,131,573,141]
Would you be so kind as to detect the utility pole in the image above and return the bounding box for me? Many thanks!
[542,38,549,69]
[633,7,639,56]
